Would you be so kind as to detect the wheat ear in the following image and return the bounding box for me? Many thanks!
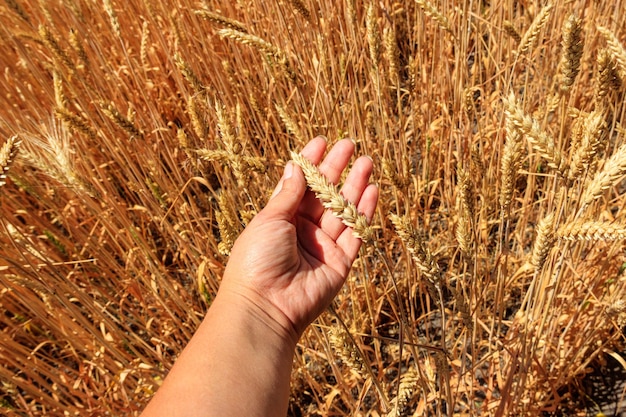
[504,93,567,175]
[500,113,524,212]
[598,26,626,78]
[557,14,584,94]
[290,152,374,242]
[503,21,521,43]
[328,325,367,377]
[516,4,553,56]
[414,0,451,33]
[595,49,622,105]
[568,110,606,181]
[389,214,441,289]
[285,0,311,22]
[558,220,626,241]
[4,0,30,23]
[456,168,474,256]
[366,3,381,66]
[103,0,121,38]
[582,142,626,206]
[194,10,248,32]
[0,135,21,187]
[530,213,556,273]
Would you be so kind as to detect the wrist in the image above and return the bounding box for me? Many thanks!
[212,283,300,349]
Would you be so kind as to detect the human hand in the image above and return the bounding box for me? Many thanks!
[218,136,378,342]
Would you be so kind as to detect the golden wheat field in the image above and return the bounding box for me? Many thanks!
[1,0,626,415]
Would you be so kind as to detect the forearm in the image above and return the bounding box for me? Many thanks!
[140,290,297,417]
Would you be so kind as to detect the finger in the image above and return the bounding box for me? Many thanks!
[260,163,307,222]
[270,136,327,202]
[336,183,379,262]
[298,138,355,223]
[319,155,374,241]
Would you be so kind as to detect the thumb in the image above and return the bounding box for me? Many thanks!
[264,162,306,221]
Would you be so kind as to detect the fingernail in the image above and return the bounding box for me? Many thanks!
[284,161,293,179]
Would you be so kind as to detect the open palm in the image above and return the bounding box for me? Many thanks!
[219,137,378,338]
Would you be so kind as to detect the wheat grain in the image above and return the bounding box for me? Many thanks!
[558,220,626,241]
[291,152,374,241]
[530,213,555,273]
[581,142,626,206]
[195,10,248,32]
[504,93,567,175]
[0,135,21,187]
[516,4,553,56]
[557,14,583,94]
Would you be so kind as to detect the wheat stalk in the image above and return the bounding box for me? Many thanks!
[516,4,553,56]
[558,220,626,241]
[290,152,374,242]
[0,135,21,187]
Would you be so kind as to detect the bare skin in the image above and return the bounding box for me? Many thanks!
[140,137,378,417]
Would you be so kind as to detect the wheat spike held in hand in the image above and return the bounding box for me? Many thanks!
[291,151,374,242]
